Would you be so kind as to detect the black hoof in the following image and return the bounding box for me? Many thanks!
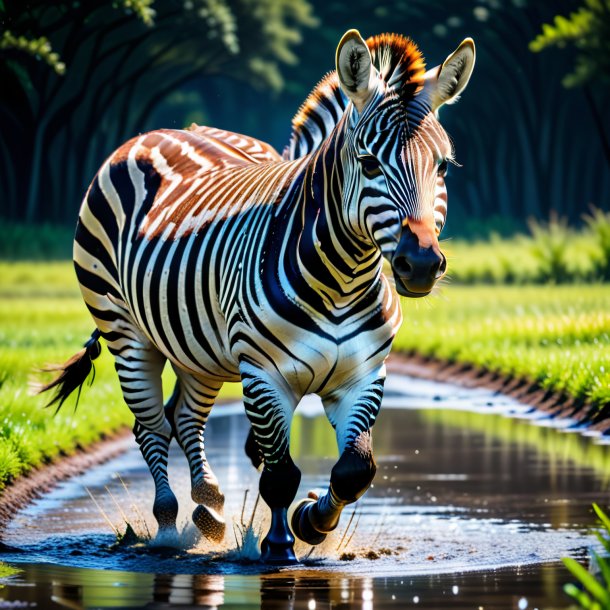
[260,507,298,564]
[290,499,327,545]
[260,537,298,565]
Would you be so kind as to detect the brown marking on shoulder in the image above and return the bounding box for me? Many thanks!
[115,128,305,240]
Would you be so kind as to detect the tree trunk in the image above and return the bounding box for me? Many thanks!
[583,85,610,171]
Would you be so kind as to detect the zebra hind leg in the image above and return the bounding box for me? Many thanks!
[172,371,225,543]
[133,419,179,537]
[111,338,176,539]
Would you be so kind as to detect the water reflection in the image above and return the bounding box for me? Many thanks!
[3,394,610,608]
[0,562,578,608]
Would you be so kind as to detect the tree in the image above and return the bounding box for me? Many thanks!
[206,0,609,233]
[530,0,610,167]
[0,0,316,223]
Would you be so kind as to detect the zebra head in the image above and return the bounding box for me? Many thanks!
[335,31,475,297]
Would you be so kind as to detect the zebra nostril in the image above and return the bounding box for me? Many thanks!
[393,255,413,279]
[435,255,447,279]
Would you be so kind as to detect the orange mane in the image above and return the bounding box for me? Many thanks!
[367,33,426,101]
[291,33,426,131]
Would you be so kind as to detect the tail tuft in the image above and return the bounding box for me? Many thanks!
[38,329,102,413]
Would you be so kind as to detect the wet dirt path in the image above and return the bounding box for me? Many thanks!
[1,375,608,608]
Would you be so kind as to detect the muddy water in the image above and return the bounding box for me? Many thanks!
[1,375,608,609]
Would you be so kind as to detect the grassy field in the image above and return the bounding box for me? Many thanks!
[396,284,610,409]
[0,262,609,490]
[445,209,610,285]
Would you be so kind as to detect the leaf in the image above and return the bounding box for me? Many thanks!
[563,557,610,606]
[594,531,610,555]
[593,504,610,534]
[564,583,594,609]
[592,550,610,589]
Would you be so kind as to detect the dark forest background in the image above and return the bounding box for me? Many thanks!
[1,0,609,239]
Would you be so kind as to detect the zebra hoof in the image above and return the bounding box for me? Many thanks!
[191,480,225,512]
[260,507,298,564]
[193,505,226,542]
[154,525,179,546]
[290,498,327,546]
[260,536,298,565]
[153,491,179,531]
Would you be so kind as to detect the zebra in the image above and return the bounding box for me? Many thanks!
[41,30,475,563]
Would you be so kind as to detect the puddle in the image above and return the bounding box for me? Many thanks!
[1,374,607,608]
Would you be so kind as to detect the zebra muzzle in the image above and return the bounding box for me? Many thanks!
[392,225,446,297]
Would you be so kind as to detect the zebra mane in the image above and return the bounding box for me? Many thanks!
[285,33,427,160]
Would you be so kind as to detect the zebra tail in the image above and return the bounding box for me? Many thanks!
[38,329,102,413]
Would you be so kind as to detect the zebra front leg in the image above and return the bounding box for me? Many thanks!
[245,427,264,470]
[172,371,225,543]
[241,364,301,564]
[291,377,384,545]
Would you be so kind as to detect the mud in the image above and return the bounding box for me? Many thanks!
[387,353,610,431]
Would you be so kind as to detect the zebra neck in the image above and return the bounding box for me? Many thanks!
[278,128,382,308]
[284,72,348,160]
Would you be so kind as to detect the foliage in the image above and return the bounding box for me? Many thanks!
[529,0,610,170]
[394,284,610,412]
[0,223,74,260]
[564,503,610,609]
[529,0,610,88]
[0,262,242,490]
[447,209,610,285]
[0,561,20,587]
[528,214,572,283]
[0,0,316,224]
[213,0,609,228]
[0,31,65,74]
[585,207,610,281]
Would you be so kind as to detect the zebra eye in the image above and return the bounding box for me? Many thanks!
[359,155,382,178]
[438,159,448,177]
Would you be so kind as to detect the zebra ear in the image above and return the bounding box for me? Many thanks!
[336,29,376,113]
[425,38,475,110]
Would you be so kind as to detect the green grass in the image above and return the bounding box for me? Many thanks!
[0,262,242,491]
[445,208,610,285]
[1,262,609,491]
[396,284,610,410]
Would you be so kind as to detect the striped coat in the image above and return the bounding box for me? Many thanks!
[45,30,475,563]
